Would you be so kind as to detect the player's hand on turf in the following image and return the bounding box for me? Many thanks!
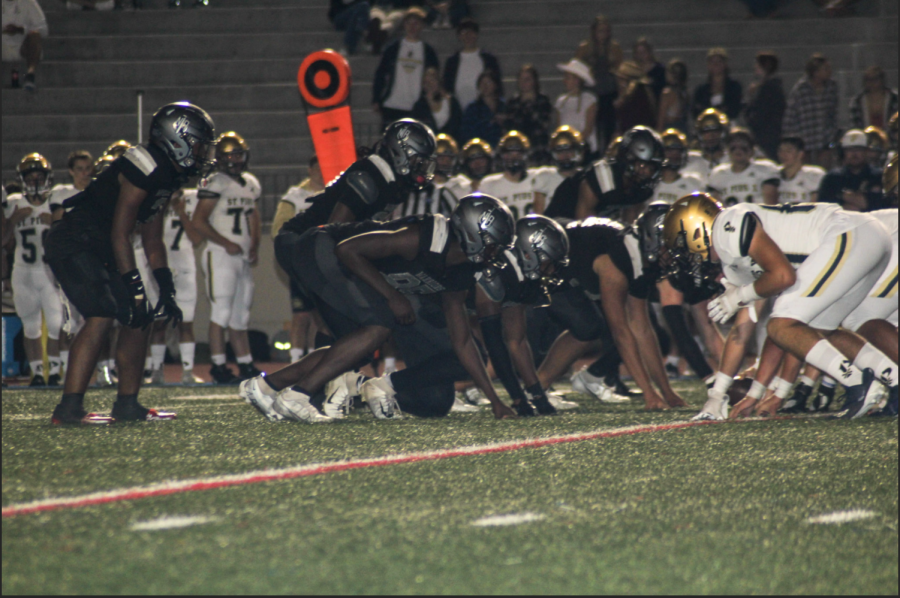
[492,401,517,419]
[729,396,758,419]
[755,394,782,417]
[388,293,415,325]
[663,391,688,408]
[644,392,670,411]
[224,241,243,256]
[152,268,183,328]
[121,269,154,329]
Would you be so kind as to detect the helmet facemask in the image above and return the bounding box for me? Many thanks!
[20,169,52,200]
[551,142,582,172]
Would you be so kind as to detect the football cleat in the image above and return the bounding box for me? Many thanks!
[513,400,536,417]
[461,386,491,406]
[812,384,836,412]
[692,389,728,421]
[665,363,680,379]
[150,368,165,385]
[360,377,403,420]
[47,373,62,387]
[781,383,812,413]
[323,371,365,419]
[571,368,630,403]
[110,401,177,422]
[181,369,205,385]
[522,387,556,415]
[210,363,240,385]
[272,387,332,423]
[451,397,481,413]
[29,374,46,387]
[605,373,643,397]
[547,391,579,411]
[50,404,114,425]
[239,377,283,422]
[142,369,154,385]
[238,363,263,381]
[838,369,887,420]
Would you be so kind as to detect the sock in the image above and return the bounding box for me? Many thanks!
[748,380,768,401]
[666,355,679,368]
[258,375,278,397]
[290,348,303,363]
[769,377,794,399]
[30,360,43,376]
[805,339,863,387]
[262,372,285,392]
[236,354,253,365]
[385,372,396,390]
[60,392,84,409]
[211,353,226,366]
[712,371,734,395]
[704,373,717,387]
[150,344,166,370]
[60,350,69,369]
[852,343,898,388]
[821,376,836,389]
[49,358,62,375]
[289,385,311,397]
[179,342,195,371]
[143,356,152,371]
[384,357,396,373]
[115,393,138,406]
[799,375,817,388]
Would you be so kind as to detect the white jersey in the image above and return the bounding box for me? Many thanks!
[163,189,199,271]
[682,150,721,185]
[281,178,320,215]
[48,183,82,206]
[652,173,705,205]
[531,167,566,201]
[871,208,899,236]
[399,175,470,217]
[708,160,781,206]
[198,171,261,254]
[478,169,540,220]
[712,202,858,286]
[778,165,826,204]
[3,194,55,270]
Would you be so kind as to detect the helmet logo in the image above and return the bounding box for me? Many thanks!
[397,126,411,144]
[173,115,191,136]
[479,210,495,231]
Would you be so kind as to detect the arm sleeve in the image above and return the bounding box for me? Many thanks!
[478,314,527,402]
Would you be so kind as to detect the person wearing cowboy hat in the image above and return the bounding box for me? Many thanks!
[554,58,598,156]
[613,60,657,135]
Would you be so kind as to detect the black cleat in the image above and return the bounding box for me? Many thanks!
[210,363,240,385]
[110,400,176,422]
[513,400,536,417]
[238,363,263,381]
[838,369,887,420]
[812,384,836,412]
[29,374,46,387]
[531,395,557,415]
[47,373,62,387]
[604,374,642,398]
[781,383,812,413]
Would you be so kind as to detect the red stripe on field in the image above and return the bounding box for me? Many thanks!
[2,420,716,518]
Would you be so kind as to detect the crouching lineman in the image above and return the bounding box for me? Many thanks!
[5,154,64,386]
[193,131,262,384]
[663,192,898,421]
[44,102,215,424]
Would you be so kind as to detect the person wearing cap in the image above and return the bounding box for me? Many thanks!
[441,18,501,112]
[849,66,899,132]
[553,59,598,155]
[692,47,743,122]
[612,60,657,135]
[782,53,839,169]
[818,129,885,211]
[372,6,440,130]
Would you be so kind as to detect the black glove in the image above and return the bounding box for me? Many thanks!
[153,267,183,328]
[121,269,154,329]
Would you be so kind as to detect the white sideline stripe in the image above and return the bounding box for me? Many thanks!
[130,515,219,531]
[471,513,545,527]
[805,510,878,525]
[169,394,240,401]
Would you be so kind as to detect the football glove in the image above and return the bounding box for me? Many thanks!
[152,267,183,328]
[708,282,761,324]
[121,269,154,329]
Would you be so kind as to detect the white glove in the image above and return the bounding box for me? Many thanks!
[708,282,761,324]
[691,388,729,421]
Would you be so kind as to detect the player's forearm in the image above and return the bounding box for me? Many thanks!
[454,334,503,406]
[249,211,261,250]
[629,305,674,395]
[111,231,137,275]
[179,214,204,246]
[507,337,540,387]
[193,219,233,249]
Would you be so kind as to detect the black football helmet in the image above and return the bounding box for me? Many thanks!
[450,193,516,263]
[513,215,569,282]
[614,126,665,193]
[380,118,437,190]
[149,102,217,176]
[633,201,670,274]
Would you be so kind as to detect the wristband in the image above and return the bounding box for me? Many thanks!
[738,283,763,305]
[122,269,144,290]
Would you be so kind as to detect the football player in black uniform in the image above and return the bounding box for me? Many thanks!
[45,102,216,424]
[575,126,665,221]
[243,194,519,421]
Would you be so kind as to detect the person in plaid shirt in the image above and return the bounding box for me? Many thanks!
[782,53,839,170]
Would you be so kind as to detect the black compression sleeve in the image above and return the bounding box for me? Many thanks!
[479,314,528,402]
[662,305,713,379]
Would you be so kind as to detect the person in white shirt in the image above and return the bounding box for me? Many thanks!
[777,136,826,204]
[653,129,705,204]
[683,108,729,184]
[1,0,47,91]
[554,59,598,154]
[478,131,541,218]
[708,128,780,206]
[271,156,325,364]
[192,132,262,384]
[441,18,501,112]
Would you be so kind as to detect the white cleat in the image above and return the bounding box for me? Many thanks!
[360,377,403,420]
[239,376,284,421]
[570,367,631,403]
[450,396,480,413]
[547,391,579,411]
[272,387,332,423]
[323,371,364,419]
[461,386,491,406]
[181,369,205,385]
[692,390,729,421]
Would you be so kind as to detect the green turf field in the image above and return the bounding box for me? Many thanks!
[2,382,897,595]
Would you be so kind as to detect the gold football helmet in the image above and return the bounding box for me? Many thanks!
[497,130,531,173]
[216,131,250,176]
[93,153,117,177]
[103,140,132,159]
[662,192,723,259]
[435,133,459,176]
[661,128,688,169]
[461,138,493,179]
[884,155,898,200]
[695,108,729,152]
[549,125,584,170]
[605,135,623,160]
[17,153,54,198]
[865,126,890,167]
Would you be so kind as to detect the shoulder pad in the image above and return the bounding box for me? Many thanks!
[346,170,379,205]
[124,146,158,176]
[592,160,616,194]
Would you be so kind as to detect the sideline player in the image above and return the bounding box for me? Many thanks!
[538,125,586,220]
[776,137,825,204]
[193,131,262,384]
[478,131,540,217]
[4,153,64,386]
[44,102,214,424]
[653,129,705,205]
[683,108,729,183]
[459,138,493,190]
[707,128,780,206]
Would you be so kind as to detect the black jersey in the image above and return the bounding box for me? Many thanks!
[326,213,479,295]
[281,154,407,235]
[543,169,585,220]
[62,143,185,232]
[583,159,653,217]
[561,218,654,299]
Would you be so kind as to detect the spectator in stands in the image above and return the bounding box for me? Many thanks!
[849,66,899,131]
[745,51,786,161]
[460,69,504,146]
[554,59,598,156]
[372,7,439,129]
[576,15,623,155]
[2,0,47,92]
[782,53,838,169]
[412,66,462,140]
[657,59,690,133]
[329,0,371,56]
[441,18,501,111]
[613,61,656,135]
[818,129,885,211]
[429,0,469,29]
[503,64,553,165]
[692,47,742,122]
[632,37,665,101]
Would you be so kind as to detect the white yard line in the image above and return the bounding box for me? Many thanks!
[471,513,546,527]
[805,510,879,525]
[129,515,219,531]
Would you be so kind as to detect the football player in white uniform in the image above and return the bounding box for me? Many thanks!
[193,131,262,384]
[533,126,584,215]
[653,129,705,204]
[4,154,65,386]
[663,193,898,420]
[708,128,780,206]
[683,108,728,184]
[478,131,541,218]
[398,133,470,217]
[776,137,825,204]
[271,156,325,364]
[459,138,493,190]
